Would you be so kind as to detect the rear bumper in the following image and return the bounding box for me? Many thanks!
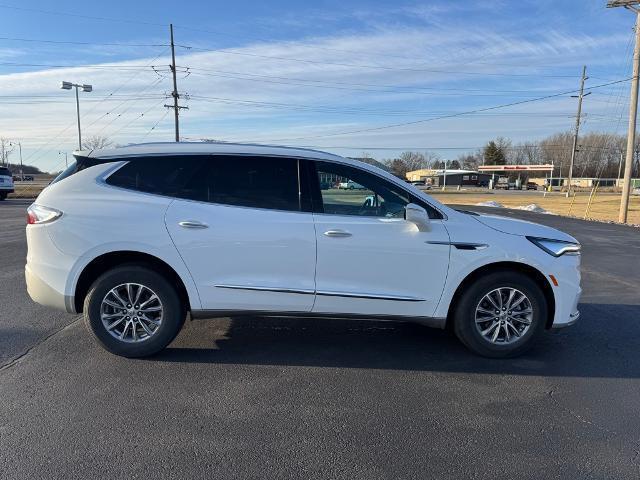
[0,187,14,194]
[26,224,79,314]
[25,263,73,312]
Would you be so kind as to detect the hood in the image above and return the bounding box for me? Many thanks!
[472,213,577,243]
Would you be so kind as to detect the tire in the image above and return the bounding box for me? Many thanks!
[83,265,186,357]
[453,270,547,358]
[0,192,7,201]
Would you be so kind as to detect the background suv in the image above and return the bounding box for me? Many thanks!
[26,143,581,358]
[0,166,14,200]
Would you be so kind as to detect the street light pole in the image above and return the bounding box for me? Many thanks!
[60,81,92,150]
[75,86,81,150]
[607,0,640,223]
[8,141,23,180]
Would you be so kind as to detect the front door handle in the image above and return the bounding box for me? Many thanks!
[324,229,352,238]
[178,220,209,229]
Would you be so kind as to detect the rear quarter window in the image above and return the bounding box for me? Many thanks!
[105,156,206,199]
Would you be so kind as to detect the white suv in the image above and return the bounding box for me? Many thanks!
[0,166,14,200]
[25,143,581,358]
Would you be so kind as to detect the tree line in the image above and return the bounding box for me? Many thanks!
[379,131,640,180]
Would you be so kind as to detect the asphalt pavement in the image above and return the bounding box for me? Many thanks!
[1,198,639,480]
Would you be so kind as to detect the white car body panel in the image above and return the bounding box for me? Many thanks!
[164,198,317,312]
[24,142,581,334]
[312,215,450,318]
[30,163,202,312]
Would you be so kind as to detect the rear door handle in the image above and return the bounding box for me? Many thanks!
[178,220,209,229]
[324,229,352,238]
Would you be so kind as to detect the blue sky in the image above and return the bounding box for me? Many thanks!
[0,0,637,172]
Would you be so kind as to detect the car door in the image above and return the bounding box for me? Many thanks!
[164,155,317,313]
[309,160,450,319]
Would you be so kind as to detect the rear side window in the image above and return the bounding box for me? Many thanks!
[105,156,205,198]
[193,155,301,211]
[106,155,303,212]
[0,167,11,176]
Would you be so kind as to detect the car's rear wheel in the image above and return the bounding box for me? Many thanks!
[83,265,185,357]
[453,270,547,358]
[0,192,7,201]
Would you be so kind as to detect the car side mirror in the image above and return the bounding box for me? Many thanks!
[404,203,430,231]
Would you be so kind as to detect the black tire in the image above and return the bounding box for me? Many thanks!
[453,270,547,358]
[0,192,7,201]
[83,265,186,357]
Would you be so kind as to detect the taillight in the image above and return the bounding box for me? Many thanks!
[27,204,62,225]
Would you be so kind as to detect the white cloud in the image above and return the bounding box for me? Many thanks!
[0,23,631,171]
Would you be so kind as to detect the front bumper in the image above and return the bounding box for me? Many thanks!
[552,310,580,329]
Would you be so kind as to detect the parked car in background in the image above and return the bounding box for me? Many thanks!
[0,167,14,200]
[26,142,582,359]
[527,182,538,191]
[338,179,366,190]
[495,177,510,190]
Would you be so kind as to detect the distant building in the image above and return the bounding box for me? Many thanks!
[406,168,492,187]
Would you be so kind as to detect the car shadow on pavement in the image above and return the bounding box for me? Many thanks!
[152,303,640,378]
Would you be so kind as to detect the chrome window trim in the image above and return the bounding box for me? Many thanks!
[95,153,447,220]
[213,284,426,302]
[426,241,489,250]
[97,157,314,216]
[214,284,315,295]
[316,290,426,302]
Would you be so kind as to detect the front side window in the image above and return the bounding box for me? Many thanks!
[311,161,442,219]
[311,161,408,218]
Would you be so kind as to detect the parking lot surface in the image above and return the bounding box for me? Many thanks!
[1,198,639,479]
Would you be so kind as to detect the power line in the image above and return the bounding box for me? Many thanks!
[0,3,165,27]
[181,45,581,78]
[0,36,168,47]
[186,69,575,97]
[262,77,633,142]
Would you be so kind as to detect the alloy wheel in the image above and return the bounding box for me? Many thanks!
[100,283,163,343]
[474,287,533,345]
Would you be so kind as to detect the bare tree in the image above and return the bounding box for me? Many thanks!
[384,151,440,179]
[82,135,114,150]
[0,138,15,166]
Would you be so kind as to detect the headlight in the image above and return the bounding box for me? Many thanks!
[526,236,581,257]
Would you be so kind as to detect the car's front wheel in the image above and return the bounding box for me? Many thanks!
[453,270,547,358]
[83,265,186,357]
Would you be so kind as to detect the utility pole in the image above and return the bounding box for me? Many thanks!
[620,10,640,222]
[165,24,188,142]
[608,1,640,222]
[567,65,589,197]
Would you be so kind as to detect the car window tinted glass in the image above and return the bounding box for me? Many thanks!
[106,155,302,212]
[0,167,11,176]
[314,161,411,218]
[106,156,205,198]
[194,155,301,211]
[313,161,442,219]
